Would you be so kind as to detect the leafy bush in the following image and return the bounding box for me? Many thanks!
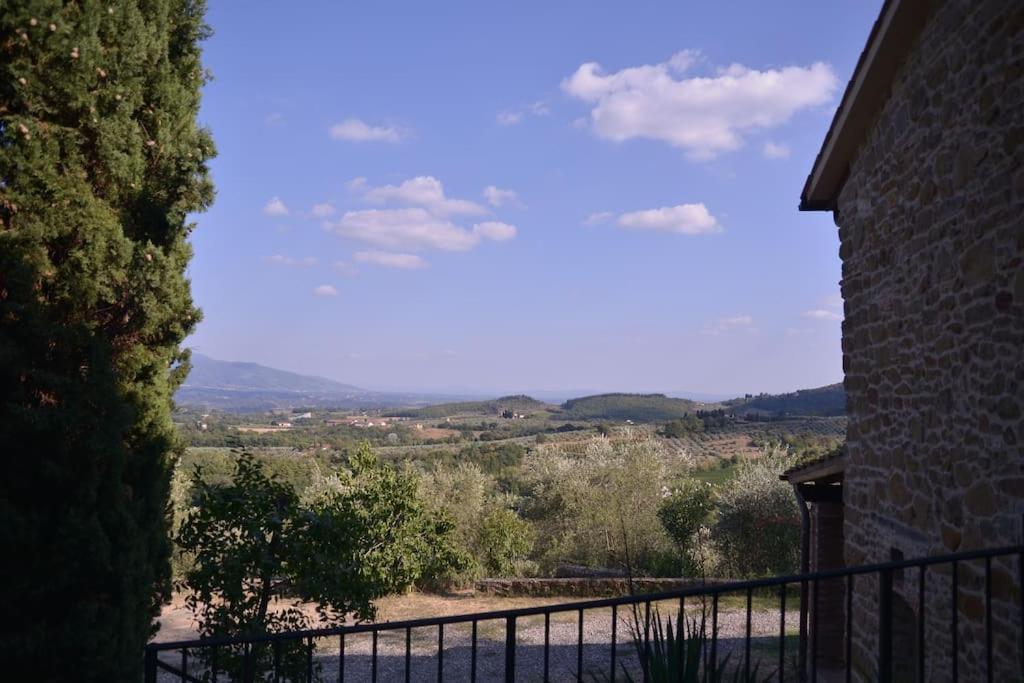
[659,414,706,437]
[176,446,467,680]
[657,479,715,575]
[711,446,800,577]
[417,462,534,581]
[522,437,679,575]
[478,508,536,577]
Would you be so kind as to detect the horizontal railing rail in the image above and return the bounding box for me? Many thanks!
[146,544,1024,682]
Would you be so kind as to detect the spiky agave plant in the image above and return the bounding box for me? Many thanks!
[593,605,774,683]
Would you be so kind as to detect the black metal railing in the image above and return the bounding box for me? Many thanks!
[145,544,1023,682]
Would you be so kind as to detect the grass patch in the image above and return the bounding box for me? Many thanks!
[690,463,740,485]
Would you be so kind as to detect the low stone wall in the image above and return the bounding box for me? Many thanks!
[475,577,726,598]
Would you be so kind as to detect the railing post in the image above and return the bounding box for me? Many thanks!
[878,568,893,683]
[144,646,158,683]
[505,616,516,683]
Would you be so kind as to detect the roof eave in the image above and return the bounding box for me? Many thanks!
[800,0,937,212]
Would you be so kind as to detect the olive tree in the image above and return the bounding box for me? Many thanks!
[712,446,801,577]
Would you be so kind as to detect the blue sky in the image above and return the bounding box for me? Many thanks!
[186,1,881,397]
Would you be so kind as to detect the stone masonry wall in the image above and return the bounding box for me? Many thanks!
[834,0,1023,680]
[475,577,726,599]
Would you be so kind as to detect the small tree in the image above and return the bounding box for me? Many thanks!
[177,446,467,680]
[712,447,801,577]
[478,508,536,577]
[657,480,715,576]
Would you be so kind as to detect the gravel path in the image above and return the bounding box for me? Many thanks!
[155,601,799,681]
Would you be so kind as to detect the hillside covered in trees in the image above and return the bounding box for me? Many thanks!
[386,395,554,419]
[723,383,846,417]
[561,393,703,422]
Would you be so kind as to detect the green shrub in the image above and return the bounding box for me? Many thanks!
[657,479,715,576]
[417,462,534,581]
[478,508,536,577]
[523,437,678,575]
[176,446,467,680]
[711,446,800,577]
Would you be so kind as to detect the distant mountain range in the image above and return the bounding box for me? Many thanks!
[176,354,471,412]
[176,353,846,418]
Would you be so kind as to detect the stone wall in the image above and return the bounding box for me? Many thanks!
[834,0,1024,680]
[475,577,726,599]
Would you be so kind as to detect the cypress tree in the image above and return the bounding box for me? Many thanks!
[0,2,214,678]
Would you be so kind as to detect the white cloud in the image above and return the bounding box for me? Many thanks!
[472,221,517,241]
[762,141,791,159]
[483,185,520,208]
[497,100,549,126]
[617,203,720,235]
[583,211,613,226]
[266,254,317,268]
[704,315,756,335]
[803,309,842,321]
[329,118,405,143]
[265,112,285,126]
[313,284,338,297]
[311,202,336,218]
[263,197,289,216]
[355,250,428,269]
[350,176,486,217]
[328,208,515,252]
[335,176,517,254]
[562,50,838,159]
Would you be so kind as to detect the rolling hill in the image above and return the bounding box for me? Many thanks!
[561,393,702,422]
[385,395,554,419]
[723,383,846,417]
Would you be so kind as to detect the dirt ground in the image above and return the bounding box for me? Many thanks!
[154,589,572,643]
[153,591,798,681]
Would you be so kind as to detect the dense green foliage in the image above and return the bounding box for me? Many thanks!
[177,447,467,679]
[522,438,679,575]
[0,2,214,678]
[417,462,534,582]
[723,383,845,417]
[712,448,801,576]
[659,414,706,437]
[561,393,700,422]
[478,508,536,576]
[657,480,715,575]
[174,432,807,589]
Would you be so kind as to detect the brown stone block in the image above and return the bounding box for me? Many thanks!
[959,239,996,287]
[996,477,1024,498]
[941,525,963,551]
[990,567,1019,602]
[889,474,913,506]
[964,481,998,517]
[958,592,985,621]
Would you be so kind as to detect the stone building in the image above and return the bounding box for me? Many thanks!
[799,0,1023,679]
